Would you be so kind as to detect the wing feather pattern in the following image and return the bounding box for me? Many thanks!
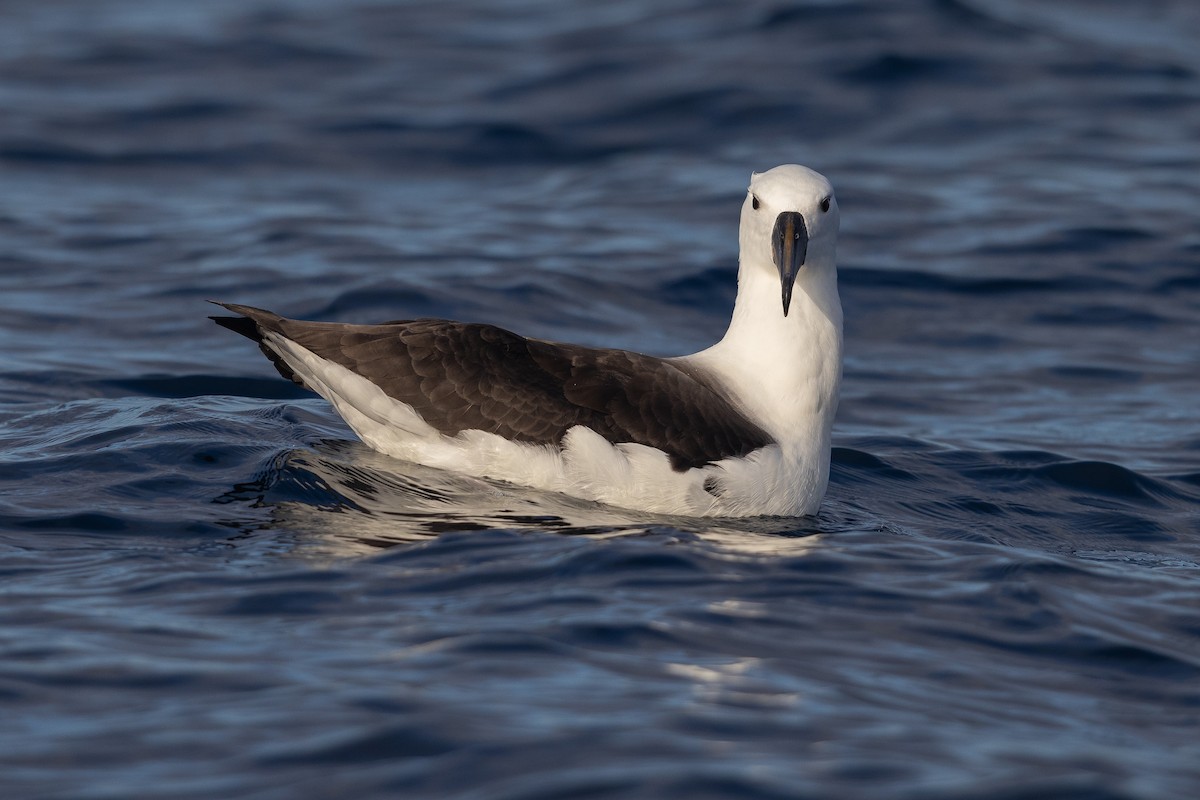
[212,303,772,471]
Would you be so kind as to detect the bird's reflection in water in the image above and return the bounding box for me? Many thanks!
[227,439,826,560]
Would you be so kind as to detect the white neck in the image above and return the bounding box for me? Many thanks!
[685,254,843,445]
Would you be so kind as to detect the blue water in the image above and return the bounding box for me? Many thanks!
[2,1,1200,797]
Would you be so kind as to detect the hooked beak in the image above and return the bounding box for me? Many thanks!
[772,211,808,316]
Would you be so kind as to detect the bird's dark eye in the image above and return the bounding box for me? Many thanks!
[751,194,760,210]
[820,196,831,213]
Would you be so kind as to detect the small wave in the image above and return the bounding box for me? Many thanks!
[99,375,312,400]
[257,724,457,765]
[976,226,1155,256]
[0,139,291,168]
[1030,305,1168,327]
[841,53,983,85]
[656,266,736,312]
[840,265,1121,296]
[1031,460,1175,504]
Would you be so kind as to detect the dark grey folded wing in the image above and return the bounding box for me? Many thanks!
[211,303,772,471]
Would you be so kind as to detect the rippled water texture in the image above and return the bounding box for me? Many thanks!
[2,1,1200,798]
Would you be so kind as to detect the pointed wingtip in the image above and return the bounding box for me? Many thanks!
[209,300,261,317]
[207,302,281,322]
[210,301,248,313]
[207,302,284,340]
[210,313,262,341]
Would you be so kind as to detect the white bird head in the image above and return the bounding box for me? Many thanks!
[739,164,839,316]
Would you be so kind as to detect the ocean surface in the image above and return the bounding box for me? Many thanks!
[2,1,1200,798]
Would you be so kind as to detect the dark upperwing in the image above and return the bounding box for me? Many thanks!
[211,303,772,471]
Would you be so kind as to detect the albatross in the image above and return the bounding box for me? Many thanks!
[212,164,842,517]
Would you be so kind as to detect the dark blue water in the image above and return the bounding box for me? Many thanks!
[3,1,1200,797]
